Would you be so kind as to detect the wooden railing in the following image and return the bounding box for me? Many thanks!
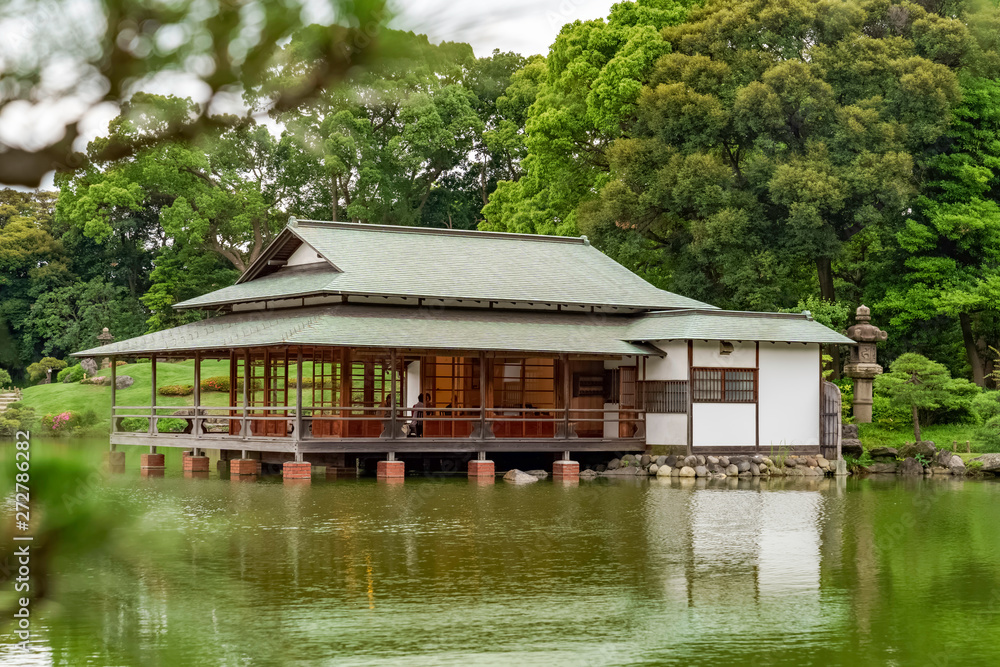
[111,404,646,441]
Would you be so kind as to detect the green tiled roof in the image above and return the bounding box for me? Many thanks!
[176,263,341,308]
[74,304,851,359]
[74,305,651,357]
[625,310,855,345]
[175,220,715,310]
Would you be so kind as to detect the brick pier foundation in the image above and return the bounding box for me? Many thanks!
[183,455,209,473]
[552,460,579,480]
[377,460,404,480]
[468,459,495,478]
[140,453,165,469]
[231,459,262,476]
[282,461,312,481]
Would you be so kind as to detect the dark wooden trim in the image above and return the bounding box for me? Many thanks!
[687,340,694,456]
[149,356,157,435]
[755,342,760,452]
[109,433,646,454]
[110,356,117,441]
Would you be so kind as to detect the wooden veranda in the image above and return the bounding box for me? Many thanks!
[108,346,647,455]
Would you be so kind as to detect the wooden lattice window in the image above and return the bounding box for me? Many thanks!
[310,348,342,411]
[640,380,688,413]
[423,356,480,409]
[492,358,555,411]
[691,368,757,403]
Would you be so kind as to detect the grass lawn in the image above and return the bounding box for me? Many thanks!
[20,359,233,434]
[858,422,990,453]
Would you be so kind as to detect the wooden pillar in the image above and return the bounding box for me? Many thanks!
[295,348,304,445]
[193,351,202,436]
[340,347,351,435]
[479,351,487,440]
[110,355,117,446]
[390,349,398,439]
[562,353,571,439]
[687,341,694,456]
[242,349,250,439]
[150,355,157,435]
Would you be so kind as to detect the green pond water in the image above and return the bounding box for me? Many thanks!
[2,438,1000,666]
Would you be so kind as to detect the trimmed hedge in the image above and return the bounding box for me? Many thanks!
[200,376,262,393]
[57,365,86,384]
[158,384,194,396]
[201,376,230,392]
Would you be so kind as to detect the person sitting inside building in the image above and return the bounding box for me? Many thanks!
[409,393,425,437]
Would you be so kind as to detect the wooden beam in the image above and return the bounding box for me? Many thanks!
[150,356,157,435]
[193,351,202,436]
[479,351,487,438]
[110,355,117,447]
[687,341,693,456]
[562,353,570,439]
[390,348,398,438]
[295,349,304,449]
[242,349,250,439]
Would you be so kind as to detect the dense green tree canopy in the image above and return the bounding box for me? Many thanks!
[481,0,698,236]
[583,0,986,310]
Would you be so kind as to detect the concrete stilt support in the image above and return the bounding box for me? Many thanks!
[282,461,312,481]
[104,450,126,470]
[140,453,165,469]
[834,459,849,476]
[326,466,356,479]
[377,459,405,480]
[553,459,579,481]
[231,459,262,476]
[468,459,495,478]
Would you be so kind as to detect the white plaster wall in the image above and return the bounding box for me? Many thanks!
[646,413,688,446]
[287,242,326,266]
[692,339,756,367]
[693,403,756,447]
[645,341,689,380]
[758,343,820,448]
[406,360,421,410]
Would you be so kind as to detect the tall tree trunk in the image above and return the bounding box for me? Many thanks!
[817,257,835,301]
[959,312,985,387]
[332,174,338,222]
[816,257,841,379]
[912,404,922,443]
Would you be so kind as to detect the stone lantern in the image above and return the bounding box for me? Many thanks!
[843,305,887,423]
[98,327,114,369]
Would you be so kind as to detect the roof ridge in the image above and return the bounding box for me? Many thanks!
[291,218,588,245]
[642,309,812,320]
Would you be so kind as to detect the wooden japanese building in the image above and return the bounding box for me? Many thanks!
[74,219,853,475]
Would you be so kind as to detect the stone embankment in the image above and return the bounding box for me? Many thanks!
[582,452,834,479]
[857,441,997,476]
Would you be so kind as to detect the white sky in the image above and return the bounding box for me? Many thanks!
[5,0,616,191]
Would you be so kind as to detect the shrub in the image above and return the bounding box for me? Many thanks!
[978,415,1000,452]
[971,391,1000,423]
[40,409,98,435]
[116,360,128,367]
[158,384,194,396]
[27,357,68,382]
[0,367,12,388]
[0,402,35,435]
[157,418,188,433]
[119,417,150,432]
[201,376,230,392]
[200,376,263,393]
[58,365,86,383]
